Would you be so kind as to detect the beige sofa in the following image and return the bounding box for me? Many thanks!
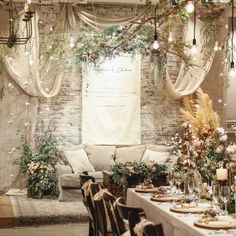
[56,144,177,201]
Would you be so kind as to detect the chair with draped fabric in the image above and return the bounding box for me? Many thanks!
[80,179,100,236]
[116,196,145,236]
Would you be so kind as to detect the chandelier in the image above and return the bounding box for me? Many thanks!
[0,0,34,48]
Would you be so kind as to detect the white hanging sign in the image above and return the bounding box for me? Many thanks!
[82,54,141,145]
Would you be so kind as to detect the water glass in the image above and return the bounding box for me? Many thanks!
[173,171,183,194]
[212,184,220,212]
[220,186,231,215]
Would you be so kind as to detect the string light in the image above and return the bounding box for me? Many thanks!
[151,5,160,51]
[214,41,219,51]
[185,1,194,14]
[191,0,197,55]
[69,37,75,48]
[229,0,235,78]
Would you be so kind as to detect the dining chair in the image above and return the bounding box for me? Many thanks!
[143,223,165,236]
[138,212,164,236]
[103,191,128,236]
[81,180,100,236]
[116,196,145,236]
[93,189,113,236]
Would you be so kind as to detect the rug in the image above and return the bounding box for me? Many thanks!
[0,196,15,228]
[5,194,88,227]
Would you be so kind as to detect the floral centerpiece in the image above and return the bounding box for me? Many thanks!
[17,131,60,199]
[110,161,166,189]
[171,89,236,182]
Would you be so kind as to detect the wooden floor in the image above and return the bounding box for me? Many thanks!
[0,223,89,236]
[0,196,15,228]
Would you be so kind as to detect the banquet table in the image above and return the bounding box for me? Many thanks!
[127,188,236,236]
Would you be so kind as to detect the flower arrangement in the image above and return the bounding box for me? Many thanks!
[17,131,60,199]
[172,89,236,181]
[110,161,166,188]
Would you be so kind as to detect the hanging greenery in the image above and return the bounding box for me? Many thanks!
[38,4,222,72]
[0,0,224,99]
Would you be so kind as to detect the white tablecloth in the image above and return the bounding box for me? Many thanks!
[127,188,234,236]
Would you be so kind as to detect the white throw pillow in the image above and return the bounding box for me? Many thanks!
[64,149,95,173]
[141,149,169,164]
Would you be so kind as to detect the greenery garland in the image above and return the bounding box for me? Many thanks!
[0,1,223,99]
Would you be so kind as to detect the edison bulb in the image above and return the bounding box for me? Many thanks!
[168,33,174,42]
[191,44,197,54]
[214,42,219,51]
[152,40,160,50]
[69,37,75,48]
[185,1,194,14]
[229,67,236,78]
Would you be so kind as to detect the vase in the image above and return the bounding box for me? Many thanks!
[184,168,202,197]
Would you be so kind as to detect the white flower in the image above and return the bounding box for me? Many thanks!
[219,134,228,142]
[216,145,224,153]
[216,127,225,135]
[226,145,236,154]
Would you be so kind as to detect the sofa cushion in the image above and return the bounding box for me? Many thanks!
[60,173,81,188]
[58,144,85,151]
[85,145,116,171]
[64,149,95,173]
[141,149,169,164]
[146,145,172,152]
[115,146,145,163]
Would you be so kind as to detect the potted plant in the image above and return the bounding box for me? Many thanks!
[17,131,59,199]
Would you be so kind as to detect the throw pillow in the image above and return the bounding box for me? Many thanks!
[141,149,169,164]
[115,146,145,163]
[64,149,95,173]
[146,144,173,152]
[85,145,116,171]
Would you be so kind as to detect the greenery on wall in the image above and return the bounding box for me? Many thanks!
[0,0,225,99]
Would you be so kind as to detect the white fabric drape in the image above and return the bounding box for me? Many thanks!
[75,7,146,31]
[2,4,76,98]
[162,18,216,100]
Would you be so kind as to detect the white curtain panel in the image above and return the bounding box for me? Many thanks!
[161,17,216,99]
[2,4,76,98]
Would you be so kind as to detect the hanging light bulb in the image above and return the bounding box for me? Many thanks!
[214,41,219,51]
[185,1,194,14]
[152,33,160,50]
[168,32,174,42]
[27,0,31,4]
[191,38,197,54]
[229,61,235,78]
[229,0,235,78]
[69,37,75,48]
[152,5,160,52]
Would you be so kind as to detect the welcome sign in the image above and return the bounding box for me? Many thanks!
[82,54,141,145]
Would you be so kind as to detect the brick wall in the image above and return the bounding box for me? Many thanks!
[34,4,185,145]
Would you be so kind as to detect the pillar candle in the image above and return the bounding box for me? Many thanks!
[216,167,228,181]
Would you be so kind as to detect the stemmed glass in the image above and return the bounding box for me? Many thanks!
[173,171,183,194]
[212,184,220,212]
[187,176,195,201]
[167,169,174,194]
[220,186,231,215]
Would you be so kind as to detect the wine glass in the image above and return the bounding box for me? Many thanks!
[187,176,195,201]
[220,186,231,215]
[167,169,174,193]
[173,171,183,194]
[212,184,220,213]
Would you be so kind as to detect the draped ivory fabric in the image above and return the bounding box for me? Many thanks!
[74,7,147,31]
[3,4,76,98]
[162,18,216,99]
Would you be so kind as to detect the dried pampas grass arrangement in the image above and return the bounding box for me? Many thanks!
[180,88,220,139]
